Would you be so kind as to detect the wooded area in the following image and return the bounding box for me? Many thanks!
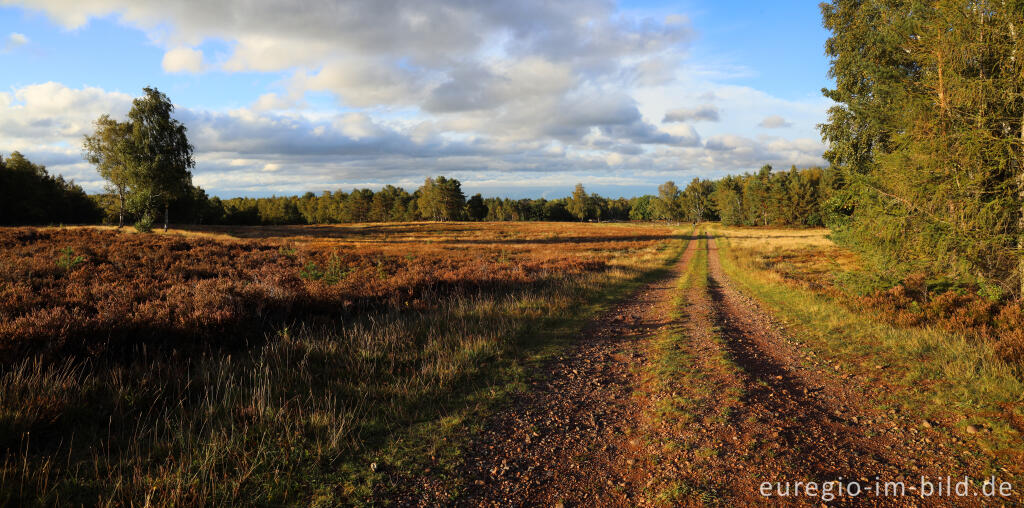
[820,0,1024,298]
[0,151,100,225]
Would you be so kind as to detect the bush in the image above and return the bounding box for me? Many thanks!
[134,214,154,233]
[299,253,350,284]
[55,247,86,271]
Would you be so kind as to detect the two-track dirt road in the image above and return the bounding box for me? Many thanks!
[399,234,995,506]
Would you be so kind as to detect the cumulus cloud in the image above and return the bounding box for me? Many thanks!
[701,134,823,169]
[0,1,829,196]
[758,115,792,128]
[663,104,719,123]
[162,46,205,73]
[0,82,132,143]
[294,58,428,108]
[251,93,296,112]
[8,1,690,133]
[3,32,28,51]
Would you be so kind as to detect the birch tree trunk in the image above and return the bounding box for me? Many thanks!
[118,190,124,229]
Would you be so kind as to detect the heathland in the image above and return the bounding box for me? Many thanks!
[2,222,1022,506]
[0,222,684,505]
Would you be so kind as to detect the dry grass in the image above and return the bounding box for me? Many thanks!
[703,224,858,291]
[0,222,685,506]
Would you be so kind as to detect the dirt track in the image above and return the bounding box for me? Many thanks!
[397,234,995,506]
[449,236,700,506]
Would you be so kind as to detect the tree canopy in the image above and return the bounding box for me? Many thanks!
[417,176,466,221]
[0,152,102,225]
[820,0,1024,297]
[85,87,194,231]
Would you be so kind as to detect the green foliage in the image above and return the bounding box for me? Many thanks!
[680,178,714,223]
[465,193,488,220]
[134,213,154,233]
[712,175,744,226]
[85,87,194,230]
[820,0,1024,296]
[83,114,133,227]
[670,165,834,228]
[567,183,593,221]
[300,254,350,284]
[628,195,656,221]
[417,176,466,221]
[55,247,86,271]
[653,181,682,221]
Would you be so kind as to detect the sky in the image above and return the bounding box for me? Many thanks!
[0,0,833,199]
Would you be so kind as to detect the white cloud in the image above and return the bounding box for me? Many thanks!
[7,0,692,140]
[759,115,792,128]
[7,32,27,45]
[294,58,429,108]
[162,46,205,73]
[663,104,719,123]
[251,93,296,112]
[3,32,28,51]
[0,1,830,196]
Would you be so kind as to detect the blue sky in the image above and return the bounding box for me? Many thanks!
[0,1,833,198]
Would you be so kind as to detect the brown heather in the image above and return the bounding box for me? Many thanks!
[0,222,683,506]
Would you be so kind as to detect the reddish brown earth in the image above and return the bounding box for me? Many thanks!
[395,235,1010,506]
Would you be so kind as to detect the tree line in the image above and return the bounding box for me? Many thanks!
[84,163,833,227]
[0,151,101,225]
[1,79,838,229]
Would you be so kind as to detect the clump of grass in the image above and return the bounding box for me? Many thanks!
[278,244,297,257]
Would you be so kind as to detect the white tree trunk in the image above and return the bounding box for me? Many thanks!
[118,191,124,229]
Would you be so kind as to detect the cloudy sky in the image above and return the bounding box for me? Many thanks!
[0,0,831,198]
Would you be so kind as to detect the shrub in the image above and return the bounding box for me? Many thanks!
[55,246,86,271]
[134,213,154,233]
[300,253,350,284]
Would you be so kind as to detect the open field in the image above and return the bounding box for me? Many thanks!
[2,221,1022,506]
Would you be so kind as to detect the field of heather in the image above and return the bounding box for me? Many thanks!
[0,222,685,505]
